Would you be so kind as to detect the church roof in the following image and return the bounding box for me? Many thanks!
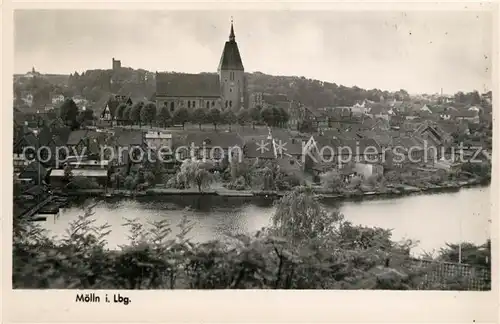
[156,73,221,98]
[218,23,244,71]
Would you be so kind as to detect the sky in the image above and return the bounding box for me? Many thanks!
[14,10,493,94]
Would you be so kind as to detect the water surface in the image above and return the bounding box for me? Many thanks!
[43,187,491,255]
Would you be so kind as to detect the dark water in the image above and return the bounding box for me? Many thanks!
[43,186,491,256]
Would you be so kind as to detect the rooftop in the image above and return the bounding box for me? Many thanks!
[156,73,221,98]
[218,22,244,71]
[50,169,108,177]
[145,131,172,139]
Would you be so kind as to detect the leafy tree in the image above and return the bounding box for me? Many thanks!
[63,164,73,183]
[229,160,252,183]
[173,107,190,129]
[260,107,275,126]
[140,102,157,128]
[157,106,172,128]
[193,168,213,192]
[123,105,132,125]
[208,107,222,130]
[237,108,251,128]
[347,175,363,191]
[272,186,342,243]
[14,85,23,105]
[221,109,237,131]
[144,171,155,186]
[124,175,137,190]
[191,108,207,130]
[130,102,144,126]
[59,98,79,128]
[278,107,290,128]
[115,103,128,124]
[459,161,491,181]
[470,91,481,105]
[32,84,52,108]
[271,106,282,127]
[437,241,491,267]
[77,108,94,126]
[454,91,466,103]
[394,89,410,101]
[177,160,214,192]
[320,170,344,193]
[257,166,275,191]
[110,171,126,189]
[249,106,261,129]
[67,177,101,190]
[298,119,314,133]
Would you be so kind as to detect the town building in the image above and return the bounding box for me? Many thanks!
[155,21,246,113]
[249,93,292,111]
[452,110,480,124]
[51,94,65,105]
[49,168,109,188]
[96,94,133,123]
[144,131,172,151]
[183,132,244,166]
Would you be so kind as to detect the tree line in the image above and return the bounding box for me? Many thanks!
[110,101,291,130]
[450,90,491,107]
[15,70,413,110]
[55,96,291,130]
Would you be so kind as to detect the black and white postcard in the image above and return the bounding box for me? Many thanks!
[2,1,498,323]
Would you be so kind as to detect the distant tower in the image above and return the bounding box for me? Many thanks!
[218,19,246,111]
[112,57,121,71]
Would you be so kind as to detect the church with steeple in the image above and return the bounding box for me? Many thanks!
[155,20,247,113]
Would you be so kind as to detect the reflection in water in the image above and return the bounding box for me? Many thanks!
[44,187,491,255]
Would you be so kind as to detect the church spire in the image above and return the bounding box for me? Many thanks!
[229,17,235,42]
[218,16,244,71]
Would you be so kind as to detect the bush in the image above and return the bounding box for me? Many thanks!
[429,169,448,185]
[460,161,491,180]
[347,175,363,190]
[320,170,341,189]
[385,171,401,183]
[67,177,101,190]
[225,176,247,191]
[165,174,187,189]
[275,172,303,191]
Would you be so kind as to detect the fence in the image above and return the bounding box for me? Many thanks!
[408,258,490,291]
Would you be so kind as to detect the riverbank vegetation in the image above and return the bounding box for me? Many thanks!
[13,187,490,290]
[103,152,491,197]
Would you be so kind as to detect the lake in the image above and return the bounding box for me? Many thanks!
[42,186,491,256]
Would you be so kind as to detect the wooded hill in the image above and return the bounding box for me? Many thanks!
[16,68,487,109]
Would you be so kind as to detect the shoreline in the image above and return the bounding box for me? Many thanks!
[59,178,489,202]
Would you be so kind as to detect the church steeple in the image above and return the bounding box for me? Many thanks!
[218,18,246,111]
[229,18,235,42]
[218,19,244,71]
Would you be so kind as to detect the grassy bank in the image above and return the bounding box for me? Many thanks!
[61,177,487,200]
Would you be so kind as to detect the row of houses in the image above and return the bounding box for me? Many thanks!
[249,92,491,133]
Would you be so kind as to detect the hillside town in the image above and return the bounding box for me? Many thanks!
[12,19,492,291]
[14,22,492,209]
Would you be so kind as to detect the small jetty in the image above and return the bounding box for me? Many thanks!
[16,189,68,222]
